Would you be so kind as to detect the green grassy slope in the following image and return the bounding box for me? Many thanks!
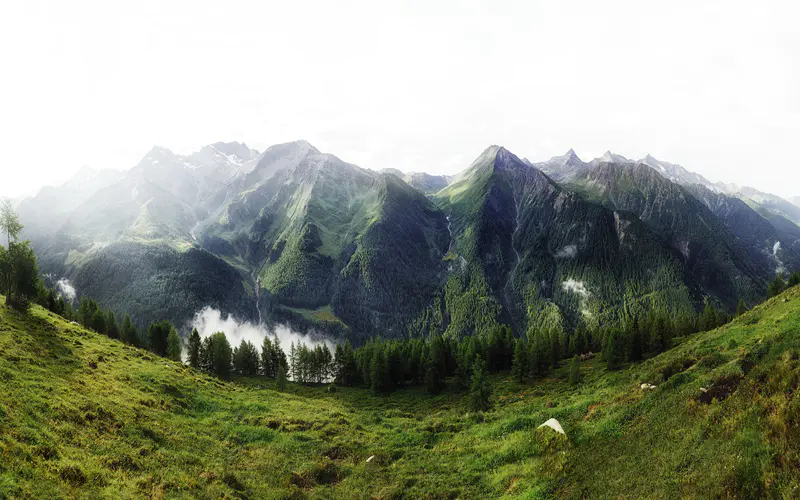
[2,289,800,498]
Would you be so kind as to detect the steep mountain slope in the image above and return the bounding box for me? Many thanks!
[536,150,800,283]
[686,184,800,277]
[737,186,800,224]
[569,162,769,308]
[380,169,451,193]
[201,141,450,338]
[532,149,590,183]
[403,172,451,194]
[630,154,800,228]
[639,154,716,187]
[4,287,800,498]
[435,146,697,337]
[18,143,264,329]
[589,150,633,167]
[16,166,123,242]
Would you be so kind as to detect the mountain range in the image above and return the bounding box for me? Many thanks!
[17,141,800,340]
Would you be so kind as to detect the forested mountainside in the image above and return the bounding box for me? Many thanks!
[567,163,770,309]
[435,146,698,338]
[16,141,800,340]
[201,143,450,339]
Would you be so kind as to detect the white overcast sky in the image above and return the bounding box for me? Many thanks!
[1,0,799,199]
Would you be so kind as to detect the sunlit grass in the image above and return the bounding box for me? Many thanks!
[2,289,800,497]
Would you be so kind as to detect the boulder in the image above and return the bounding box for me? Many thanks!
[537,418,565,435]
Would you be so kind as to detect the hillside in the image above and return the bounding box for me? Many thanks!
[435,146,699,337]
[3,288,800,498]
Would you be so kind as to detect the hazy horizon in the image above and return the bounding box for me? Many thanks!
[2,0,799,199]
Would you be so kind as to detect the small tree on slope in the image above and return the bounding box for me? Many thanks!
[468,356,492,412]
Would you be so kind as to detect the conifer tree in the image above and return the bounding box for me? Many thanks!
[425,352,445,395]
[370,346,390,393]
[768,274,786,298]
[511,338,527,383]
[700,303,717,332]
[568,355,581,386]
[233,339,259,375]
[272,337,287,374]
[334,340,358,386]
[453,348,472,391]
[147,320,173,357]
[604,329,623,370]
[289,342,298,381]
[188,328,201,368]
[166,327,182,362]
[202,332,232,378]
[629,316,643,362]
[105,309,119,339]
[737,299,748,317]
[261,337,275,377]
[276,364,287,391]
[91,308,106,334]
[468,356,491,412]
[121,314,139,347]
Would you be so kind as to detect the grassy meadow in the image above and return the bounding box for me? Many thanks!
[2,288,800,498]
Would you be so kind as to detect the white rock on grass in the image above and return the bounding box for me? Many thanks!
[640,383,657,390]
[537,418,565,435]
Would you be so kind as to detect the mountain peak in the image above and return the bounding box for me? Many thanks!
[600,151,631,164]
[202,141,259,164]
[73,164,97,178]
[145,145,175,157]
[494,146,528,168]
[136,146,180,170]
[545,148,583,166]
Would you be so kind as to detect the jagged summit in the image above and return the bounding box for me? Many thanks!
[494,145,529,168]
[597,150,633,164]
[544,148,584,166]
[637,154,715,188]
[143,145,177,159]
[204,141,259,160]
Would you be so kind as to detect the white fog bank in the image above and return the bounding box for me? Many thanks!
[189,306,337,353]
[56,278,77,303]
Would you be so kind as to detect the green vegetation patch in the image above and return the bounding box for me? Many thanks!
[2,288,800,497]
